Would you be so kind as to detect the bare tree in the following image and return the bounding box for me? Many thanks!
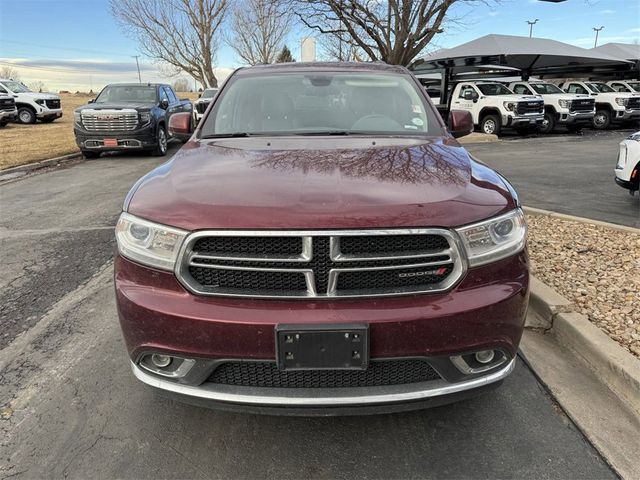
[110,0,229,87]
[172,78,190,92]
[292,0,487,66]
[28,81,48,93]
[228,0,292,65]
[0,66,21,81]
[318,30,364,62]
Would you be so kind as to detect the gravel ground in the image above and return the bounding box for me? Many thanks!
[527,215,640,358]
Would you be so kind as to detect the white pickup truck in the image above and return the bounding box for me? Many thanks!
[0,78,63,124]
[449,82,544,135]
[508,81,595,134]
[607,80,640,95]
[559,81,640,129]
[0,93,17,127]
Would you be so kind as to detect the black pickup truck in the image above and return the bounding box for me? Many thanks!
[73,83,193,158]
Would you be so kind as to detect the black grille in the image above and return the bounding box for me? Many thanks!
[193,236,302,257]
[337,264,454,291]
[516,101,544,115]
[570,98,594,112]
[340,234,449,256]
[189,266,307,294]
[196,102,209,114]
[628,97,640,110]
[208,359,441,388]
[0,98,15,111]
[45,99,60,109]
[184,232,457,297]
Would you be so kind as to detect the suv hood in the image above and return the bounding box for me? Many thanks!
[127,137,515,230]
[16,92,60,101]
[537,93,589,101]
[76,102,156,111]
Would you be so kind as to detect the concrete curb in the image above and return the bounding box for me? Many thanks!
[523,206,640,233]
[0,152,82,176]
[528,276,640,417]
[554,311,640,417]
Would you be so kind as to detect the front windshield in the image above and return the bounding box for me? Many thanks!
[476,83,513,96]
[1,81,31,93]
[628,82,640,92]
[201,72,441,137]
[201,89,218,99]
[95,85,157,103]
[530,83,563,95]
[586,82,615,93]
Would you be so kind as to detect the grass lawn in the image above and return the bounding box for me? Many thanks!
[0,92,200,170]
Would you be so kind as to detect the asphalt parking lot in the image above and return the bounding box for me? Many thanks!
[0,135,625,479]
[466,130,639,228]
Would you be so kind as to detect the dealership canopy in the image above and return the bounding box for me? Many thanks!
[410,34,631,78]
[592,42,640,62]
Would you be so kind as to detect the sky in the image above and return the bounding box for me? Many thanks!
[0,0,638,92]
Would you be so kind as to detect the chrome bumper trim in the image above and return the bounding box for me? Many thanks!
[131,358,515,407]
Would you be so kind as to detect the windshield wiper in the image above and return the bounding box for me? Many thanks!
[294,131,351,136]
[201,132,253,139]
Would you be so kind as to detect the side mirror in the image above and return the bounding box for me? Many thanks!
[88,98,95,104]
[160,99,169,109]
[463,90,474,100]
[168,112,192,139]
[448,110,473,139]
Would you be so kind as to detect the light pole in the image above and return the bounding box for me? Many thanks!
[527,19,539,38]
[132,55,142,83]
[593,26,605,48]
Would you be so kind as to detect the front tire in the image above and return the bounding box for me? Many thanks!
[17,107,36,124]
[81,150,100,159]
[538,112,555,134]
[152,125,168,156]
[480,115,501,136]
[592,109,611,130]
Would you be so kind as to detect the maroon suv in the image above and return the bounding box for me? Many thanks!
[115,63,529,415]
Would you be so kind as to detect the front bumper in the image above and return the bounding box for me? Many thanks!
[504,114,544,127]
[557,110,595,125]
[132,357,515,415]
[617,109,640,121]
[0,108,17,122]
[74,123,156,151]
[115,250,529,413]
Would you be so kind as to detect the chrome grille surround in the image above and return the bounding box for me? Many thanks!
[80,108,139,132]
[175,229,467,299]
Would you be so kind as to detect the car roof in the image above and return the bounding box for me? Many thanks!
[105,83,165,87]
[234,61,408,76]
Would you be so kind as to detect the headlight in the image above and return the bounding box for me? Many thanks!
[616,147,627,170]
[74,111,81,125]
[35,99,45,106]
[615,97,628,107]
[503,102,516,111]
[140,112,151,124]
[558,99,570,108]
[456,209,527,267]
[627,132,640,142]
[115,212,187,270]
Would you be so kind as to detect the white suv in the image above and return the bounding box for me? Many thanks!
[0,79,63,124]
[509,81,595,134]
[193,88,218,123]
[616,131,640,196]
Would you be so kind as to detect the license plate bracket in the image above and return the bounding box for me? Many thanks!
[104,138,118,147]
[275,324,369,371]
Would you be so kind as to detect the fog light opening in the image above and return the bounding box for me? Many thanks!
[151,354,172,368]
[475,350,495,364]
